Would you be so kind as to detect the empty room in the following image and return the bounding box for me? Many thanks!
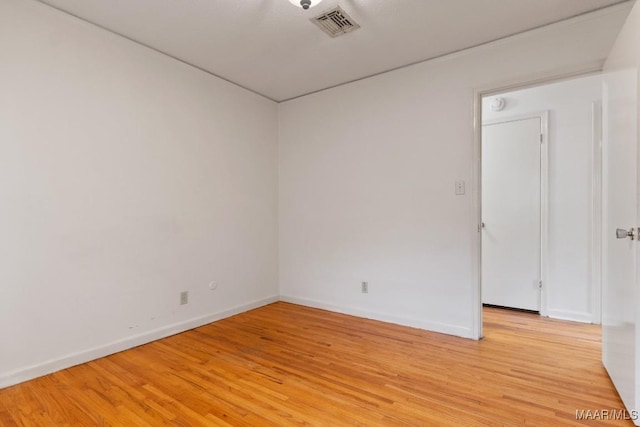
[2,0,640,425]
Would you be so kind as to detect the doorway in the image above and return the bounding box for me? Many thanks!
[475,73,604,338]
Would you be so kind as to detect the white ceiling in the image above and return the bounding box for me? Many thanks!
[38,0,630,102]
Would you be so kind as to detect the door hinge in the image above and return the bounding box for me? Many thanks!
[540,134,543,143]
[538,280,543,289]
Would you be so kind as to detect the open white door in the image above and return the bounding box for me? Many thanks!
[602,68,639,419]
[482,115,543,312]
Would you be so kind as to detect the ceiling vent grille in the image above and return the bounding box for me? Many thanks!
[311,6,360,38]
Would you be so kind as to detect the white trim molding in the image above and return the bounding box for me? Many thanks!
[545,309,595,324]
[591,100,603,325]
[279,295,474,339]
[0,295,279,389]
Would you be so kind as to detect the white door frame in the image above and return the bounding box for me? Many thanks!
[471,70,601,340]
[591,100,603,325]
[481,111,549,315]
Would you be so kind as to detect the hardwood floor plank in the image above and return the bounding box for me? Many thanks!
[0,303,632,426]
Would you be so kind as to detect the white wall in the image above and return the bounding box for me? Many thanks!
[0,0,634,390]
[482,75,602,323]
[602,0,640,422]
[278,4,631,338]
[0,0,279,387]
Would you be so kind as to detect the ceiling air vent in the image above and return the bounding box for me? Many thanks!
[311,6,360,38]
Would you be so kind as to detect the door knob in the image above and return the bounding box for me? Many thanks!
[616,228,636,240]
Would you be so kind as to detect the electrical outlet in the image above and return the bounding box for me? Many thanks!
[361,281,368,294]
[180,291,188,305]
[455,180,465,195]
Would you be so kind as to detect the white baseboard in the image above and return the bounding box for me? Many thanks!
[545,308,595,324]
[279,295,473,339]
[0,295,278,389]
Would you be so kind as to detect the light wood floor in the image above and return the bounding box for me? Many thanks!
[0,303,631,426]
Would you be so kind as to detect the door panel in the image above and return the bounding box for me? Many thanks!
[602,68,638,415]
[482,117,542,311]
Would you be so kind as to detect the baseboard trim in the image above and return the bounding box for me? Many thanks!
[0,295,279,389]
[545,308,595,324]
[279,295,473,339]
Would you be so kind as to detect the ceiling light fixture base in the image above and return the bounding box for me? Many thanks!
[288,0,323,10]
